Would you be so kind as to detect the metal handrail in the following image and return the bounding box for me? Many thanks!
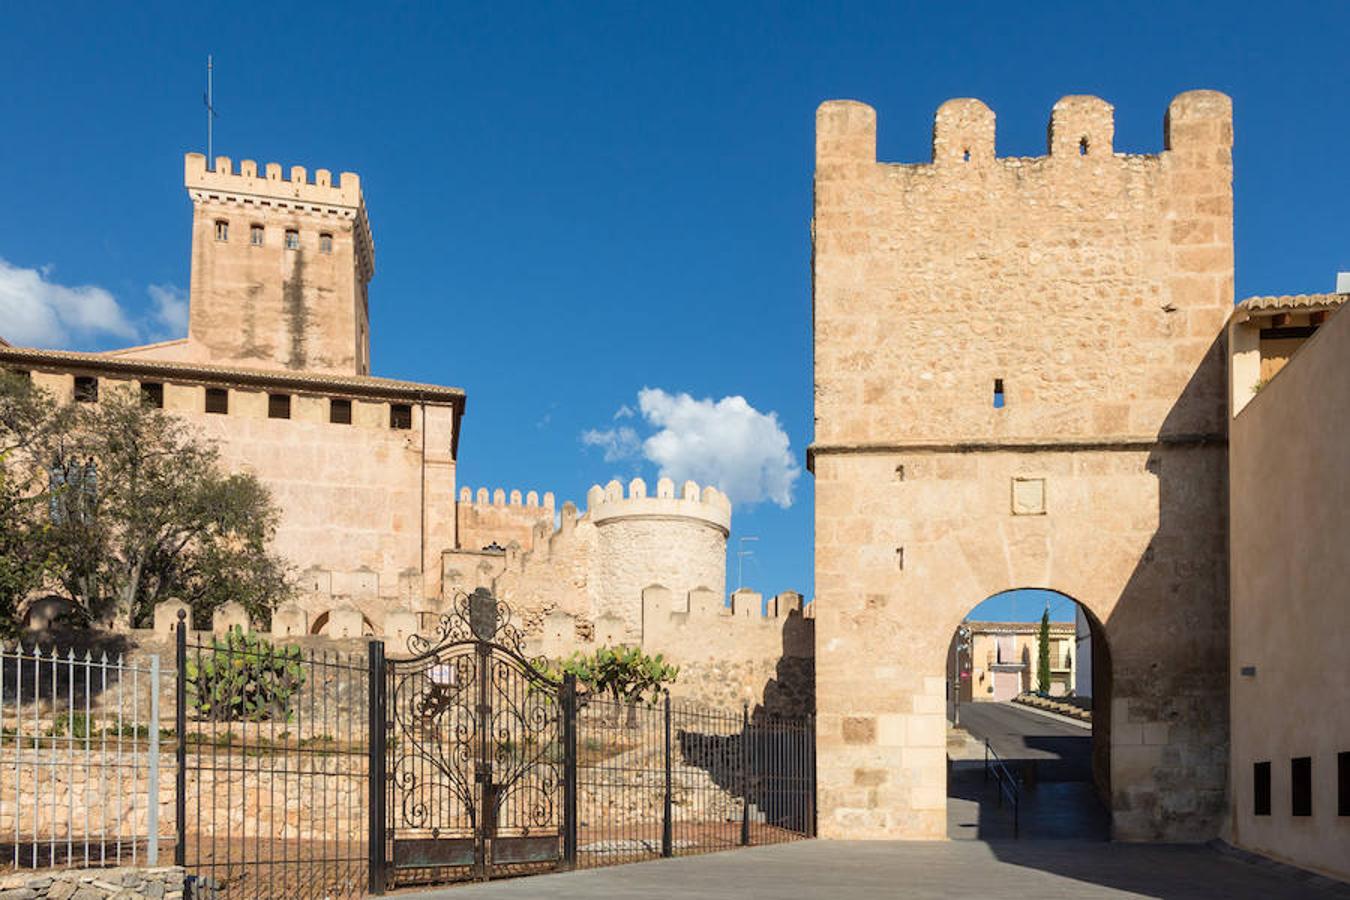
[983,739,1021,838]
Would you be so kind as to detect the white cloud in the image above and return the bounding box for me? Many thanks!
[146,283,188,338]
[0,259,137,348]
[638,389,799,509]
[580,425,642,462]
[581,389,800,509]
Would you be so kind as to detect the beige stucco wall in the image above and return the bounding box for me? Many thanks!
[23,371,456,608]
[812,92,1233,841]
[1227,303,1350,880]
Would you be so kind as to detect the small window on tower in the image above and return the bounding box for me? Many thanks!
[389,403,412,430]
[73,376,98,403]
[140,382,164,409]
[214,220,229,242]
[330,398,352,425]
[268,394,291,420]
[993,378,1006,409]
[204,388,229,415]
[319,233,333,254]
[285,229,300,250]
[250,224,264,246]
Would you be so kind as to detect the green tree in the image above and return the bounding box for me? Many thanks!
[0,373,64,632]
[540,646,679,705]
[29,384,292,628]
[1036,607,1052,695]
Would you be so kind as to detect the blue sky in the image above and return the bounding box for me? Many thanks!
[1,2,1346,614]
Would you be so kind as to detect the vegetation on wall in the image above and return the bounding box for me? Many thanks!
[0,374,293,630]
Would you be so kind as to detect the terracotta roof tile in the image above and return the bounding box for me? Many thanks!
[0,344,465,406]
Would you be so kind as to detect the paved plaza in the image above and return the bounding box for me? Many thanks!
[402,840,1348,899]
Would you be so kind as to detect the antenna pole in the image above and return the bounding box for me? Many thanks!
[205,54,216,168]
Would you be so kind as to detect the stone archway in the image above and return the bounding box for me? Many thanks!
[809,90,1233,843]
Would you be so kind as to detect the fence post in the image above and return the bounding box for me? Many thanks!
[740,704,751,847]
[661,691,672,858]
[148,654,161,865]
[807,712,817,838]
[367,640,387,895]
[173,611,186,868]
[561,674,577,869]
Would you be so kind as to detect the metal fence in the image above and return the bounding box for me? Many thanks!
[0,628,815,898]
[0,641,169,869]
[175,627,371,900]
[575,694,815,871]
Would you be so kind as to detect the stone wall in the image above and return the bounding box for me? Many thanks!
[812,92,1233,841]
[0,867,187,900]
[1227,302,1350,881]
[455,486,554,554]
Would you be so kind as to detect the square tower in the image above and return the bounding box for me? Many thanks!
[183,153,375,375]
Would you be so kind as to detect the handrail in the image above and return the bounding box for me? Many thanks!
[983,739,1021,838]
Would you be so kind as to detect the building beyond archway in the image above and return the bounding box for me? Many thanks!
[809,92,1232,841]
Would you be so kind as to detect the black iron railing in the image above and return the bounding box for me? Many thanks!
[983,739,1020,838]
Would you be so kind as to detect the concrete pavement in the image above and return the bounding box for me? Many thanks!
[394,839,1347,899]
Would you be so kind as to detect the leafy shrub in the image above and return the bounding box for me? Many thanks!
[186,627,306,722]
[538,645,678,705]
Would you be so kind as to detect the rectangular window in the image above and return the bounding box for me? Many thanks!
[330,398,352,425]
[389,403,412,430]
[1253,761,1271,816]
[285,229,300,250]
[8,368,31,382]
[140,382,164,409]
[205,387,229,415]
[1339,751,1349,817]
[319,233,333,254]
[1292,757,1312,816]
[250,224,264,246]
[73,376,98,403]
[268,393,291,420]
[214,220,229,242]
[993,378,1006,409]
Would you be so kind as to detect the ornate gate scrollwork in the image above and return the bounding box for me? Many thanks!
[386,588,573,884]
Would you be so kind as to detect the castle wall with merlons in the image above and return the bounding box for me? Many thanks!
[813,92,1232,841]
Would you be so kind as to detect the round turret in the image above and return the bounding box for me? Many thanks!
[585,477,730,638]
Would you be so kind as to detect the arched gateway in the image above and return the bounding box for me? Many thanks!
[809,92,1232,841]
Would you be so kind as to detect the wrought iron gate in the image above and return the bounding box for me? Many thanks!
[377,589,575,888]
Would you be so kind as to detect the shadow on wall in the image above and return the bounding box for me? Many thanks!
[1095,330,1229,841]
[753,606,816,720]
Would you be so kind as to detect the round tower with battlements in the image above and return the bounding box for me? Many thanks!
[584,477,730,639]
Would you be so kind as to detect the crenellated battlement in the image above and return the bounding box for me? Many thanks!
[184,152,363,211]
[585,477,731,534]
[816,91,1232,174]
[457,485,556,511]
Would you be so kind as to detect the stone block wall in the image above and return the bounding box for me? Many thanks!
[0,867,187,900]
[812,92,1233,841]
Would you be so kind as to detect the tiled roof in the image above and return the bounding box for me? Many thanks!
[0,344,465,405]
[1237,292,1347,314]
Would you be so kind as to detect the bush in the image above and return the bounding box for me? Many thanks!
[186,627,306,722]
[539,645,678,705]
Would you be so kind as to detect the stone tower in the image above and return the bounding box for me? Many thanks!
[812,92,1233,841]
[182,153,375,375]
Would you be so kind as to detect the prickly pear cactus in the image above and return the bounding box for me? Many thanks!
[185,626,307,722]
